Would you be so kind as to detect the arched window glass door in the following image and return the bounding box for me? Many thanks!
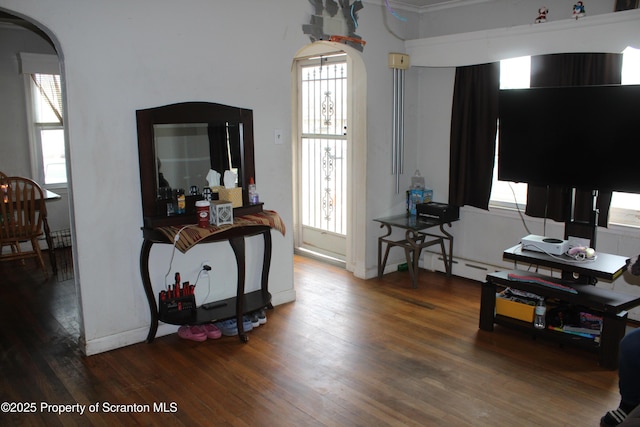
[292,41,367,276]
[298,53,348,261]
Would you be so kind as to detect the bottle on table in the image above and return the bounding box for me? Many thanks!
[176,188,186,214]
[248,177,259,204]
[534,298,546,329]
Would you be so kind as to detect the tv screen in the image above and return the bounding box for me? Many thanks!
[498,84,640,193]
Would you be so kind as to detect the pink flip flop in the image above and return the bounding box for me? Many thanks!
[202,323,222,339]
[178,325,207,342]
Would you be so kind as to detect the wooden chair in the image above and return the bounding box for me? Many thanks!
[0,176,48,274]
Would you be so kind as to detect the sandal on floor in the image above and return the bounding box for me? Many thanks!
[214,318,253,336]
[178,325,207,342]
[202,323,222,339]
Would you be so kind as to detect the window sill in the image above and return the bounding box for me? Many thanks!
[44,183,68,191]
[489,201,640,231]
[608,209,640,229]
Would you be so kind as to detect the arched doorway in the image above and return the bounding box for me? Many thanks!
[0,8,81,347]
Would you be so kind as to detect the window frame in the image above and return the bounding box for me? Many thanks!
[489,51,640,228]
[18,53,67,189]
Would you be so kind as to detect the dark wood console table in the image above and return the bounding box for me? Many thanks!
[374,214,456,288]
[480,246,638,369]
[140,210,285,343]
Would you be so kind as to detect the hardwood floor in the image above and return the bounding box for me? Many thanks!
[0,254,624,426]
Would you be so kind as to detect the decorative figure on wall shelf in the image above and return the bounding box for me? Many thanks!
[535,6,549,23]
[303,0,365,51]
[572,1,586,19]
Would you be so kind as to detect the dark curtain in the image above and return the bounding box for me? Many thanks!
[448,62,500,209]
[525,53,623,227]
[208,123,243,187]
[208,124,230,186]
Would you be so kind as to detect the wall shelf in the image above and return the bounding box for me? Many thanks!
[406,9,640,67]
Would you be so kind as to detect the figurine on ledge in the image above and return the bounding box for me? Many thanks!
[572,1,585,19]
[535,6,549,23]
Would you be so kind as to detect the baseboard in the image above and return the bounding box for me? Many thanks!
[363,261,399,280]
[83,324,168,356]
[271,289,296,306]
[423,252,501,283]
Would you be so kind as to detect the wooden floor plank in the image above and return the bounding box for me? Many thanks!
[0,254,625,426]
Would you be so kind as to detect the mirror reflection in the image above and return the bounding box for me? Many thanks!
[154,122,243,195]
[137,101,259,227]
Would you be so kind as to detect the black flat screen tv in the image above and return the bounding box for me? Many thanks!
[498,84,640,193]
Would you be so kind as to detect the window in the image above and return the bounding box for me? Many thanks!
[29,73,66,186]
[299,54,348,235]
[490,48,640,227]
[490,56,530,209]
[609,47,640,227]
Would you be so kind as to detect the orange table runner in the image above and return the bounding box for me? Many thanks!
[157,210,285,253]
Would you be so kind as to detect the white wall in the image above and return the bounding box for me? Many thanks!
[0,0,424,354]
[4,0,637,354]
[0,0,302,354]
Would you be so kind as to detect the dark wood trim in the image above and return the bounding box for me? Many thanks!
[136,102,259,227]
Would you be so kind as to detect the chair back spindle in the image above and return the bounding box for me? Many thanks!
[0,175,47,274]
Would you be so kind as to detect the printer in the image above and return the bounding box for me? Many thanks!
[416,202,459,223]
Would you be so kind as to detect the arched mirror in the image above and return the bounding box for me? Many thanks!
[136,102,261,228]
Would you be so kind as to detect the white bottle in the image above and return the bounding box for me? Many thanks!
[411,170,425,189]
[534,299,546,330]
[248,177,259,204]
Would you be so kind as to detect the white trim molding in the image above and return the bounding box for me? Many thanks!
[406,9,640,67]
[18,52,60,75]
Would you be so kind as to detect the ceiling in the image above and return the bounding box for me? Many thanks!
[0,2,486,26]
[0,1,489,34]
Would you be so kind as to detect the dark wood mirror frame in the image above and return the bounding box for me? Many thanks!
[136,102,262,228]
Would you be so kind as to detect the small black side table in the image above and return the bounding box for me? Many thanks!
[374,214,457,288]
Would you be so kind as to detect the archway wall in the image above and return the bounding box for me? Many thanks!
[0,0,417,353]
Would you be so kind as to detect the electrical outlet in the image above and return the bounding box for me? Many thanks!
[201,261,210,273]
[274,129,283,145]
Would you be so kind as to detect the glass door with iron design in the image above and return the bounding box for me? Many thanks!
[297,54,347,262]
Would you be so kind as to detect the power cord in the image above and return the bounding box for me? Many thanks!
[508,182,532,236]
[161,225,213,301]
[193,265,212,304]
[163,224,197,290]
[193,264,211,287]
